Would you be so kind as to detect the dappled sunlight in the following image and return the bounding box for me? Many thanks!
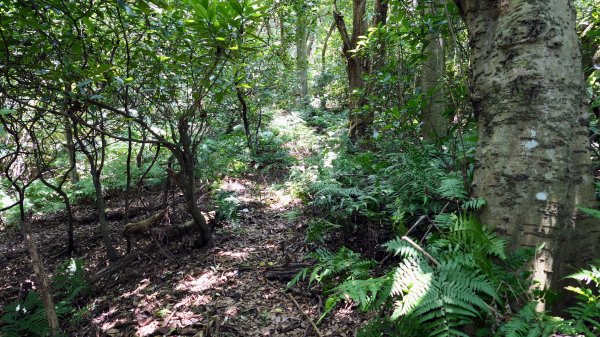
[220,179,247,193]
[333,305,355,320]
[136,321,161,337]
[175,270,224,293]
[120,278,150,299]
[216,247,256,260]
[225,304,240,317]
[269,188,295,210]
[91,305,118,330]
[174,294,212,308]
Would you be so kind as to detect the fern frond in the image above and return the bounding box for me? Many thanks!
[330,276,391,311]
[383,237,420,258]
[437,177,468,200]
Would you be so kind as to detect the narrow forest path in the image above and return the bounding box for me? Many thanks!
[0,110,367,336]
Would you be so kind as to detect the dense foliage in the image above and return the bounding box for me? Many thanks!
[0,0,598,335]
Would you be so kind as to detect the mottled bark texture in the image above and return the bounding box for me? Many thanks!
[456,0,599,309]
[420,0,448,141]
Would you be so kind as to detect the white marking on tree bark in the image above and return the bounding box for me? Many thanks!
[522,139,539,149]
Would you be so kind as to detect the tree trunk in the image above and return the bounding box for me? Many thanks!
[420,0,448,141]
[63,117,79,185]
[456,0,598,310]
[21,215,61,335]
[91,167,119,261]
[175,117,212,246]
[178,162,212,246]
[334,0,372,144]
[296,11,309,105]
[40,179,76,254]
[71,118,118,262]
[124,126,133,222]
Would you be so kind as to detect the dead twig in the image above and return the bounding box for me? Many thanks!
[266,279,324,337]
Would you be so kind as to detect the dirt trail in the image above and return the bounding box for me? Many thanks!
[0,111,367,336]
[76,174,364,337]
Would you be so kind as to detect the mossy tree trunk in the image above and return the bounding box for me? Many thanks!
[456,0,599,309]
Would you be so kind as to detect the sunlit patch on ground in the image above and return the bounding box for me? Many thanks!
[175,270,226,293]
[268,188,294,210]
[120,278,150,299]
[220,179,247,192]
[91,305,118,329]
[136,320,160,336]
[175,294,212,308]
[225,304,239,317]
[216,247,255,260]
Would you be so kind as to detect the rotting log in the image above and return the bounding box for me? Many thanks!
[264,262,315,282]
[123,209,167,237]
[123,209,167,253]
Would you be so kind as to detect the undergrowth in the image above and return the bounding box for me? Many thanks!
[287,115,600,336]
[0,258,89,337]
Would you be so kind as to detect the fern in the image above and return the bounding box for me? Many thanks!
[1,259,89,337]
[305,218,341,243]
[495,301,557,337]
[382,237,421,259]
[0,292,51,337]
[357,317,425,337]
[289,247,377,290]
[331,276,391,310]
[558,264,600,336]
[437,176,468,201]
[389,256,496,337]
[577,206,600,219]
[462,198,486,211]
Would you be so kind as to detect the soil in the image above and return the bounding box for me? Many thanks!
[0,111,372,336]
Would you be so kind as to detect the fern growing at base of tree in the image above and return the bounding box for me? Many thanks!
[290,212,600,337]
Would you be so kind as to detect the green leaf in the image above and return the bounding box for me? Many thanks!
[577,206,600,219]
[0,109,16,115]
[76,79,92,88]
[229,0,244,15]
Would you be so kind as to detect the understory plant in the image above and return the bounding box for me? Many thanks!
[0,258,89,337]
[291,209,600,337]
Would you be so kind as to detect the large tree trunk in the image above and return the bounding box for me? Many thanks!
[420,0,447,141]
[457,0,598,310]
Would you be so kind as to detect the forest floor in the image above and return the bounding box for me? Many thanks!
[0,110,369,336]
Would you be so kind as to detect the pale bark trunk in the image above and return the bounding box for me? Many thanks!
[457,0,598,309]
[420,0,447,141]
[22,215,60,335]
[296,16,309,104]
